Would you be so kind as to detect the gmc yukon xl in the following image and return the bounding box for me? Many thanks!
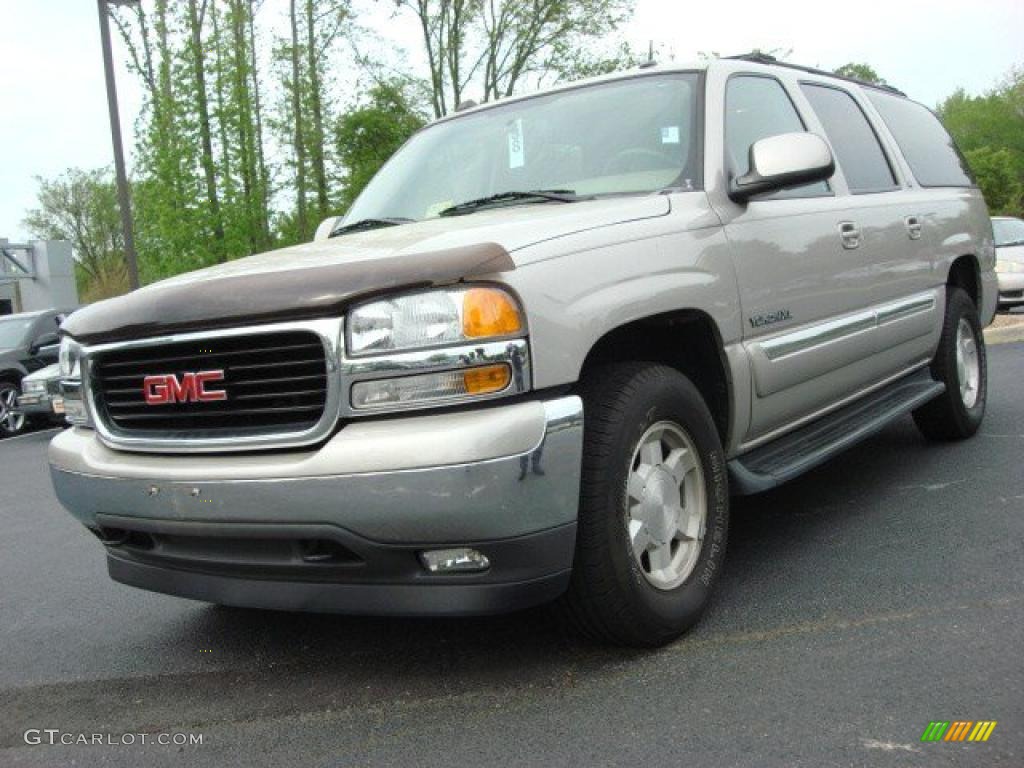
[49,56,997,647]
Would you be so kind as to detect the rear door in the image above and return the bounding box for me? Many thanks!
[797,81,940,380]
[709,71,888,443]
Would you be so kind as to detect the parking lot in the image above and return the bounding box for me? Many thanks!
[1,343,1022,767]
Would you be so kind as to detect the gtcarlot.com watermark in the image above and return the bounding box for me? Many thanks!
[24,729,204,746]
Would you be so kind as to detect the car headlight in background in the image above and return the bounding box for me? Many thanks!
[995,260,1024,274]
[347,286,524,355]
[22,380,47,395]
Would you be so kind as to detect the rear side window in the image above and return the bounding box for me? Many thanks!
[800,84,896,193]
[866,90,973,187]
[725,75,828,197]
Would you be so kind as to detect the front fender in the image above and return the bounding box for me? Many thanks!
[503,216,740,388]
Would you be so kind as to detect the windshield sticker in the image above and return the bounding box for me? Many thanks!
[508,119,525,169]
[661,126,680,144]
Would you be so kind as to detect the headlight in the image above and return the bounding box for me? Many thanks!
[995,260,1024,274]
[347,286,524,355]
[58,337,81,378]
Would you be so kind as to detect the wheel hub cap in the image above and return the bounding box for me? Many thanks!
[955,318,980,409]
[626,421,707,591]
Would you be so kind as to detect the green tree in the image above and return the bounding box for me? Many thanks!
[939,69,1024,217]
[335,80,427,210]
[963,146,1023,215]
[833,62,887,85]
[275,0,350,243]
[21,169,130,301]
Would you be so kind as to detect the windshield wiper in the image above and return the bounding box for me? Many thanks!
[439,189,586,217]
[330,217,413,237]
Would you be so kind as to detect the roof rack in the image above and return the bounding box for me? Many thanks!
[724,52,907,97]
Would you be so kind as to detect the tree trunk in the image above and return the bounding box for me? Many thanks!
[289,0,308,239]
[247,0,271,247]
[186,0,226,261]
[305,0,329,220]
[229,0,259,252]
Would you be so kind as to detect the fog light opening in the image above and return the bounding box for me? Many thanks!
[420,548,490,574]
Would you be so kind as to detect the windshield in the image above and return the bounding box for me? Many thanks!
[344,73,701,223]
[0,316,33,349]
[993,217,1024,247]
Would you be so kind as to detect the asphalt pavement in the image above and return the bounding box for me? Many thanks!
[2,344,1022,767]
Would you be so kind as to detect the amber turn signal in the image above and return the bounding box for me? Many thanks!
[462,288,523,338]
[463,364,512,395]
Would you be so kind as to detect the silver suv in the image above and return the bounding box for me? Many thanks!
[49,55,996,646]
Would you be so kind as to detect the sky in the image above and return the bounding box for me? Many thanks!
[1,0,1021,242]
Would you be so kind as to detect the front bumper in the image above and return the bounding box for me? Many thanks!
[49,396,583,616]
[16,392,56,417]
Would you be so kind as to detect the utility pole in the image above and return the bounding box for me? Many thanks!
[96,0,140,290]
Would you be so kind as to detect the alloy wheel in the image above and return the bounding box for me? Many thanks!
[625,420,707,590]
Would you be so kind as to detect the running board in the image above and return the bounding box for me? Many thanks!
[728,370,944,495]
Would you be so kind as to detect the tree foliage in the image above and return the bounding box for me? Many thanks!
[21,168,129,301]
[939,70,1024,216]
[833,62,887,86]
[335,80,427,211]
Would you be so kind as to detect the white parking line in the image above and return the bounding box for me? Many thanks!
[1,427,63,444]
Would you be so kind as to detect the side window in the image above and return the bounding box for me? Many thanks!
[725,75,828,198]
[866,90,973,187]
[800,84,897,194]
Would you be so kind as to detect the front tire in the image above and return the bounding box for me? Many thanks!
[561,363,729,647]
[913,286,987,441]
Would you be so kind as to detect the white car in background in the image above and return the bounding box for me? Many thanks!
[993,216,1024,309]
[16,363,66,426]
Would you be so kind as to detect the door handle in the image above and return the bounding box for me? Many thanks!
[905,215,923,240]
[838,221,861,250]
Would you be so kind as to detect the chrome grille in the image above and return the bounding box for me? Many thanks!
[91,330,329,436]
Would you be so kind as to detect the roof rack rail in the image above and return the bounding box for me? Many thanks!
[723,52,907,97]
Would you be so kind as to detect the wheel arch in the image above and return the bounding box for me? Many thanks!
[947,254,980,307]
[577,309,733,446]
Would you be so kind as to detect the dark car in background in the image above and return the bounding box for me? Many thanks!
[0,309,68,436]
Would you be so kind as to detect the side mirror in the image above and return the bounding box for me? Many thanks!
[32,334,59,358]
[729,132,835,203]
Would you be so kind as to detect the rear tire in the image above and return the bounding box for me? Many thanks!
[913,287,987,441]
[561,363,729,647]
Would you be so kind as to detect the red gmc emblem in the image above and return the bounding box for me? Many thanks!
[143,371,227,405]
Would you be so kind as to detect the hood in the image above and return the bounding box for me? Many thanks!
[22,362,61,383]
[62,196,669,344]
[996,243,1024,263]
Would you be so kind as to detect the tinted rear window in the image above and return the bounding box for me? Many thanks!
[801,84,896,193]
[866,90,973,188]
